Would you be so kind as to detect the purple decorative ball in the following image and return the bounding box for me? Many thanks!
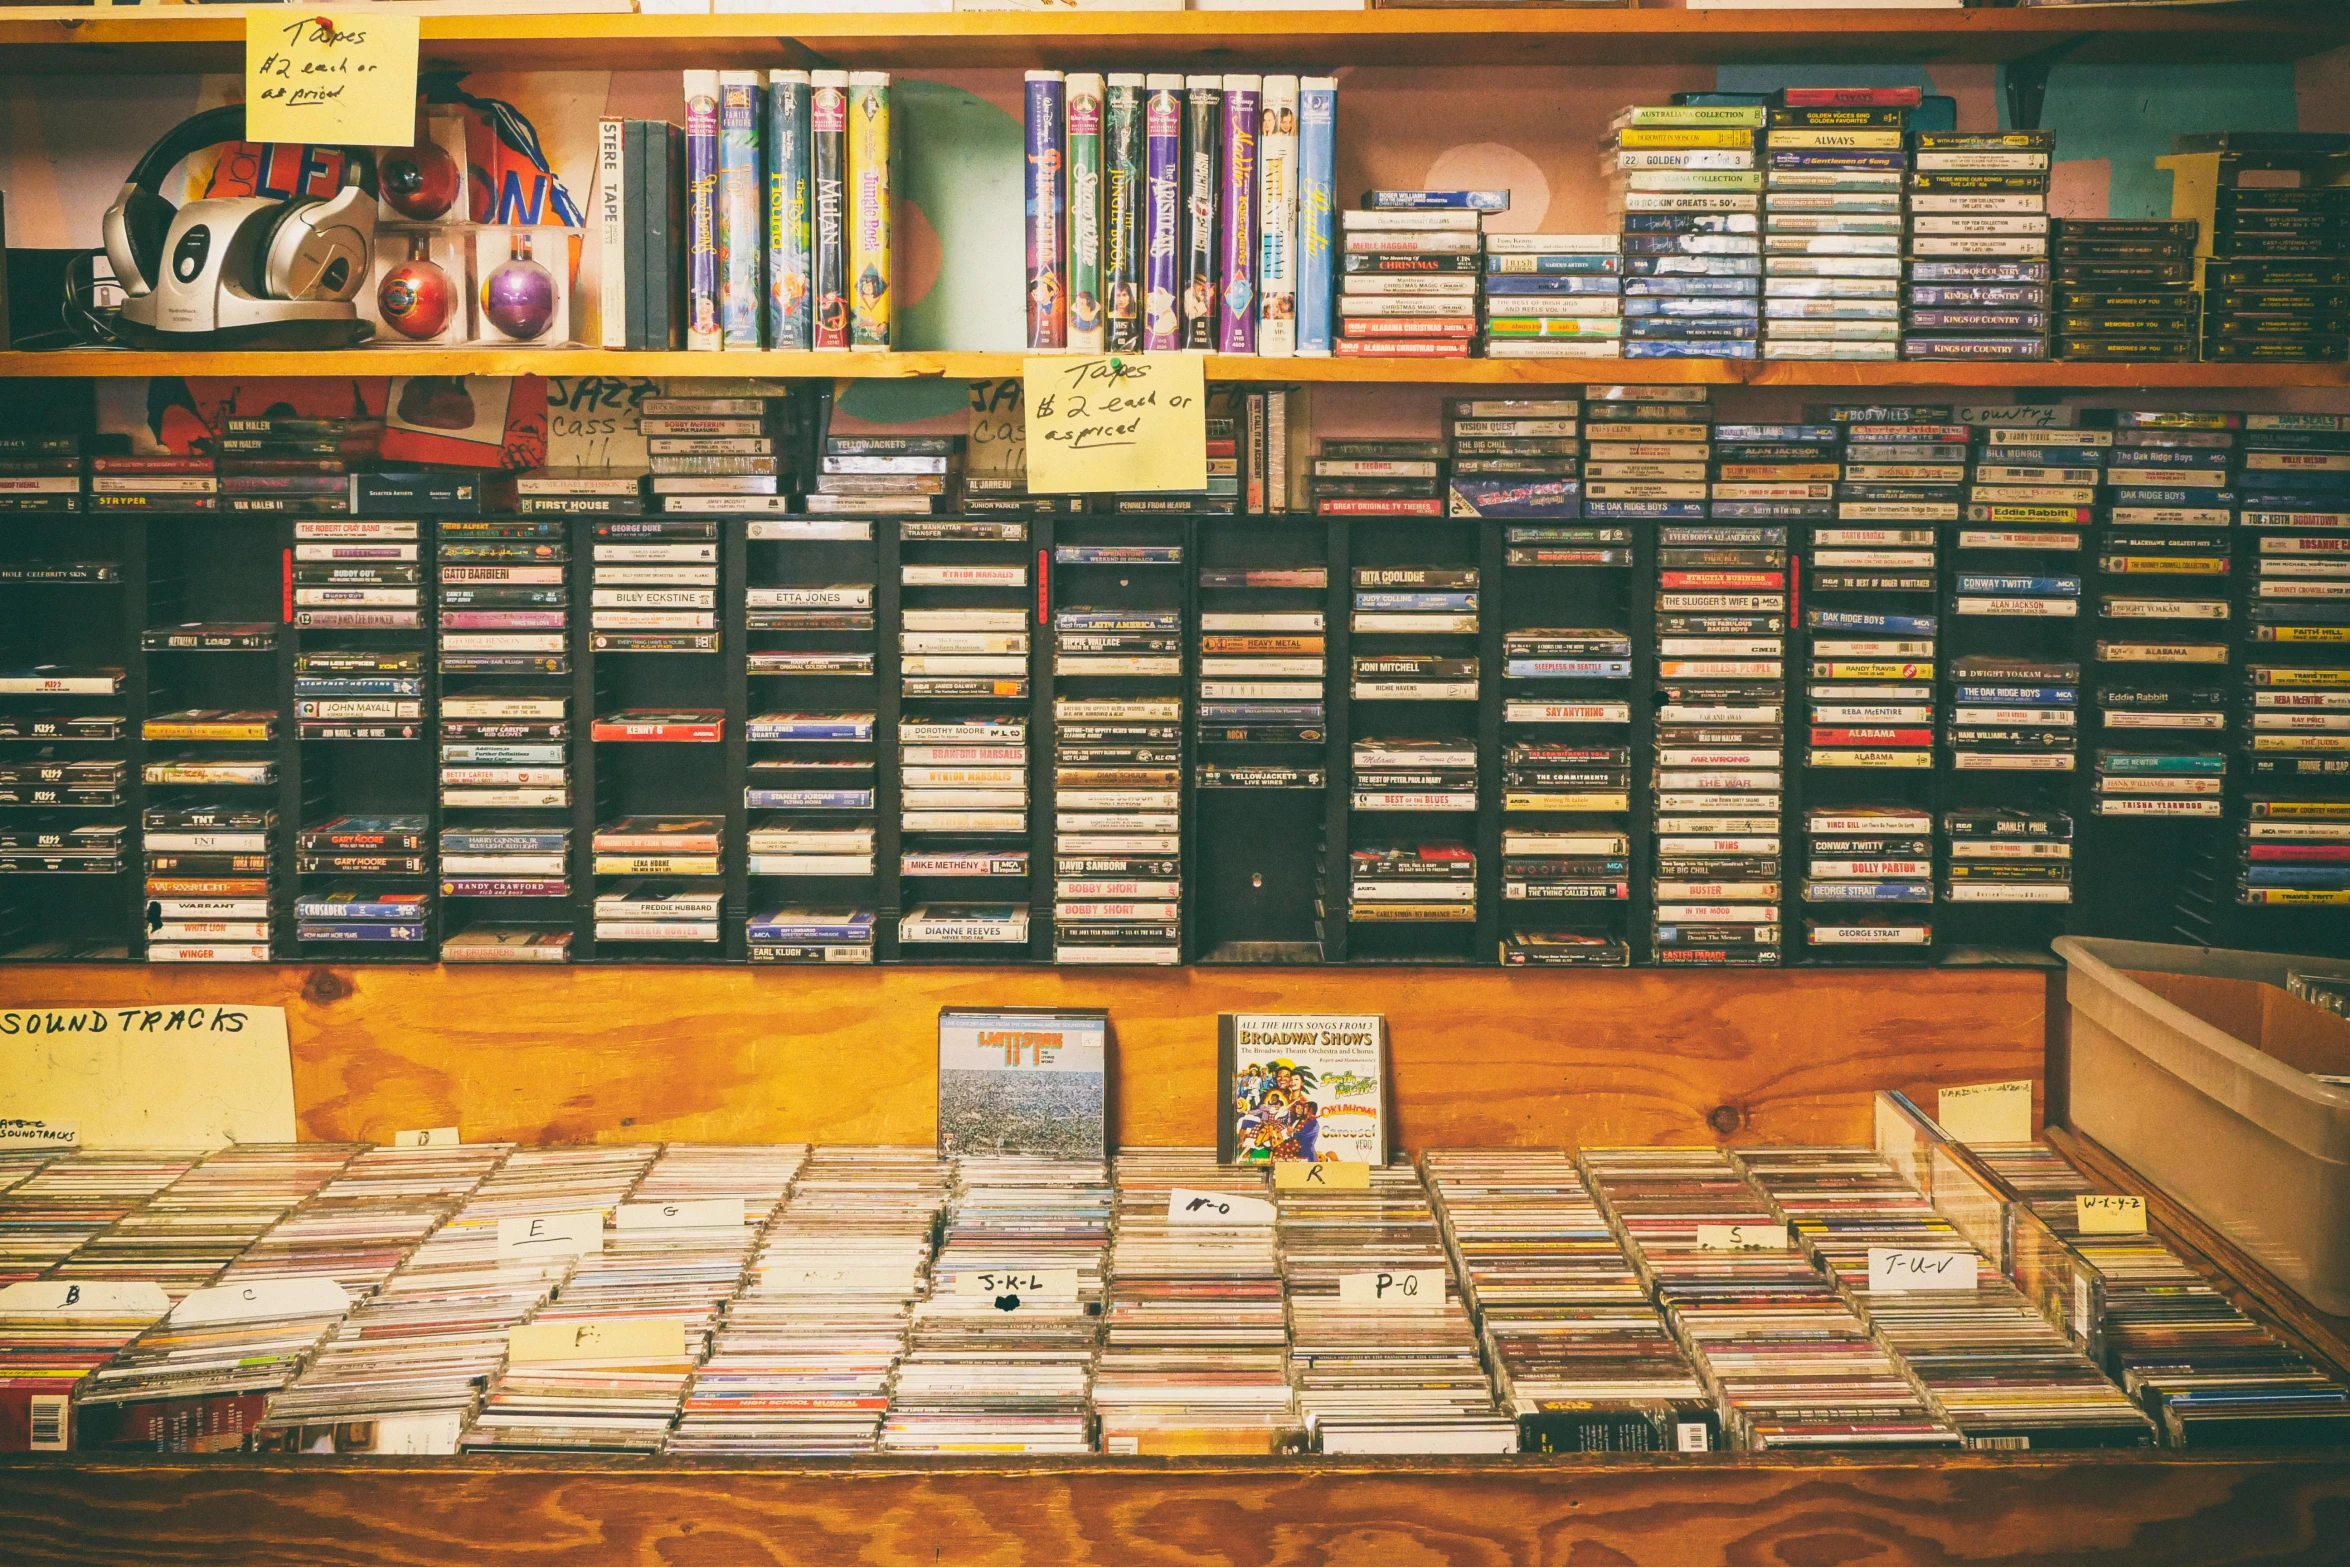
[481,256,557,340]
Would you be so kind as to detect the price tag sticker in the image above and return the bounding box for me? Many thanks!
[1272,1161,1370,1191]
[392,1127,459,1149]
[1695,1223,1781,1252]
[1336,1269,1446,1307]
[1867,1247,1979,1294]
[1166,1187,1276,1226]
[2075,1194,2147,1235]
[245,11,422,148]
[951,1268,1081,1304]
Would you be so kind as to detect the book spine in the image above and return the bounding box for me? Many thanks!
[848,71,893,349]
[597,116,627,350]
[767,71,814,351]
[1217,75,1262,354]
[717,70,765,350]
[684,71,721,352]
[623,120,649,352]
[1142,75,1183,351]
[1066,74,1106,354]
[1105,74,1144,353]
[1296,77,1337,356]
[1182,75,1221,351]
[1025,70,1067,350]
[811,71,851,350]
[652,125,685,350]
[1257,73,1299,357]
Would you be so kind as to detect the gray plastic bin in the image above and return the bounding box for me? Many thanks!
[2054,936,2350,1316]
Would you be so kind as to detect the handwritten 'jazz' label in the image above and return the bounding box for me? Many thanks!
[2076,1194,2148,1235]
[1867,1247,1979,1293]
[951,1268,1081,1302]
[1272,1160,1371,1191]
[508,1318,685,1364]
[616,1197,744,1231]
[1937,1079,2034,1145]
[1166,1187,1276,1226]
[392,1127,458,1148]
[245,11,422,148]
[0,1280,169,1317]
[1695,1223,1781,1252]
[495,1210,605,1258]
[1023,354,1207,495]
[1336,1269,1446,1307]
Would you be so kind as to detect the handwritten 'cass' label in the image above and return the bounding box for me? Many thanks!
[1695,1223,1782,1252]
[0,1280,169,1318]
[245,10,421,148]
[392,1127,459,1149]
[951,1268,1081,1302]
[1166,1187,1276,1226]
[1867,1247,1979,1294]
[1937,1079,2034,1145]
[2076,1194,2148,1235]
[1272,1161,1371,1191]
[495,1210,605,1258]
[1336,1269,1446,1307]
[508,1317,685,1364]
[170,1276,351,1325]
[616,1197,744,1231]
[1022,353,1207,495]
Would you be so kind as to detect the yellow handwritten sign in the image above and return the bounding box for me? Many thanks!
[508,1318,685,1365]
[1272,1160,1371,1191]
[1,1005,294,1147]
[247,11,420,148]
[1022,353,1206,495]
[1937,1079,2034,1145]
[2076,1195,2148,1235]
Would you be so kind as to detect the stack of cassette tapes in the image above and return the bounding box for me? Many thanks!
[515,469,644,517]
[437,650,572,965]
[810,429,957,519]
[1761,86,1913,362]
[643,393,788,517]
[1422,1148,1712,1454]
[1943,805,2075,919]
[1904,131,2053,361]
[1629,388,1781,966]
[2091,412,2236,832]
[2170,134,2350,365]
[0,431,83,515]
[671,1146,946,1455]
[1337,199,1484,359]
[294,817,429,956]
[896,522,1033,956]
[591,517,718,655]
[1605,100,1761,362]
[1052,695,1184,965]
[2237,412,2350,928]
[1278,1165,1516,1455]
[1308,437,1444,521]
[2054,219,2199,361]
[1802,805,1934,957]
[591,817,723,948]
[140,793,275,963]
[1092,1151,1291,1455]
[1482,230,1623,360]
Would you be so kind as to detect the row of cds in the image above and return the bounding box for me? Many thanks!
[7,1117,2345,1455]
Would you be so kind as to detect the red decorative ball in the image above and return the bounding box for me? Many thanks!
[381,142,461,221]
[378,257,456,340]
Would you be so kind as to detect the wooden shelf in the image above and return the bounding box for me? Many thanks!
[2,348,2344,389]
[1,6,2344,73]
[8,1447,2350,1567]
